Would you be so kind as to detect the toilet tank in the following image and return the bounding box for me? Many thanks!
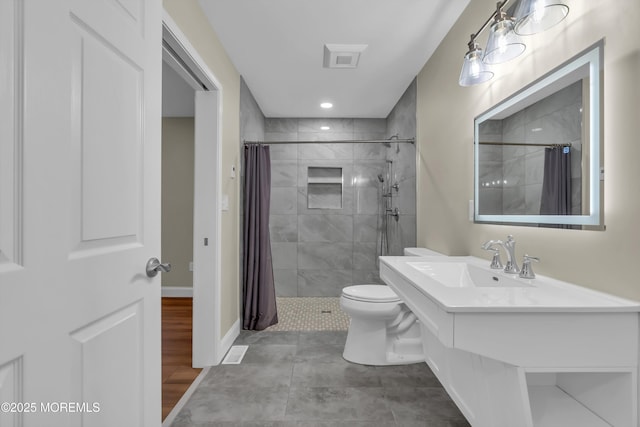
[403,247,444,257]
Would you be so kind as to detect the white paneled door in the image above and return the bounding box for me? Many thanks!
[0,0,162,426]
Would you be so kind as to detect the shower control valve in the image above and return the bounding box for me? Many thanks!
[386,208,400,221]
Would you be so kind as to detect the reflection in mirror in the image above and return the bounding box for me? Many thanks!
[474,41,603,228]
[478,81,583,216]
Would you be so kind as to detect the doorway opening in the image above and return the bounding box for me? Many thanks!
[160,58,197,420]
[160,14,223,421]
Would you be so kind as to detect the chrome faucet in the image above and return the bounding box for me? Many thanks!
[499,235,519,274]
[482,235,519,274]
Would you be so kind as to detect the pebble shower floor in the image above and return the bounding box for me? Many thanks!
[266,297,350,331]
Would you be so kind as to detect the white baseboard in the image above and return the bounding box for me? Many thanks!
[218,318,241,364]
[161,286,193,298]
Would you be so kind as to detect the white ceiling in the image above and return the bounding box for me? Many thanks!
[198,0,470,118]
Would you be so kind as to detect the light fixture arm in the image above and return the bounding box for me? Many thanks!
[467,0,512,45]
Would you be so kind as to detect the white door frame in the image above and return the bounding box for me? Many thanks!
[162,11,224,366]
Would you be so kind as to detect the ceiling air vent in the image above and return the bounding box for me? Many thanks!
[323,44,368,69]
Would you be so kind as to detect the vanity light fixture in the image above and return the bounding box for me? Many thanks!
[320,102,333,109]
[459,39,494,87]
[458,0,569,87]
[320,126,330,130]
[513,0,569,35]
[483,3,525,65]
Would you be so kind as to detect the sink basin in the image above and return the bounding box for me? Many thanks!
[407,261,532,288]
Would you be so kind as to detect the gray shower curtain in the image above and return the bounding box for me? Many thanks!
[540,146,572,216]
[242,144,278,330]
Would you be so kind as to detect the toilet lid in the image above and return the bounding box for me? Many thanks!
[342,285,400,303]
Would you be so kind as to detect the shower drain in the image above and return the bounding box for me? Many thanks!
[320,310,332,314]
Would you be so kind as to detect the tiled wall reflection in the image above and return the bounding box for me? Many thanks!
[478,81,583,215]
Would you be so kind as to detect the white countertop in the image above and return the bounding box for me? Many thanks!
[380,256,640,313]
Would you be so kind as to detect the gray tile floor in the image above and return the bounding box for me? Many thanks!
[170,331,470,427]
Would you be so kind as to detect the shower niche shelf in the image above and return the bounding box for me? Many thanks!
[307,177,343,184]
[307,166,342,209]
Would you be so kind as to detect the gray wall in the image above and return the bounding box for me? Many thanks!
[239,77,266,290]
[240,77,266,142]
[385,78,417,256]
[161,118,194,287]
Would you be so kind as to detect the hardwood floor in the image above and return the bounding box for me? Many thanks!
[162,297,202,421]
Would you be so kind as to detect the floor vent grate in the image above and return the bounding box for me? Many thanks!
[221,345,248,364]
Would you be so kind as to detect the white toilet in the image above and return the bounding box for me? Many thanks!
[340,284,423,366]
[340,248,444,366]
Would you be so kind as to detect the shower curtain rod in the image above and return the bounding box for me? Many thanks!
[479,141,572,148]
[243,138,415,145]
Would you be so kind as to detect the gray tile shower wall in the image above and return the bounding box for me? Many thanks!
[266,109,417,296]
[386,78,417,256]
[267,117,390,297]
[241,79,417,297]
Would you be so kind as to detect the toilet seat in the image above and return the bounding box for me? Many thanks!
[341,285,400,303]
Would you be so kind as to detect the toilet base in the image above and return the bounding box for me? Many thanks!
[342,317,424,366]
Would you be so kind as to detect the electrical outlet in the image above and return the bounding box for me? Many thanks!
[189,261,193,272]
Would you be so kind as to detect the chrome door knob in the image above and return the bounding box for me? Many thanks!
[146,257,171,277]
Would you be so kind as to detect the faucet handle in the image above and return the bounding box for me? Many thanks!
[481,239,500,250]
[488,249,503,269]
[519,254,539,279]
[481,244,503,269]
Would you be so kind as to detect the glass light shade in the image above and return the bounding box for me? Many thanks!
[513,0,569,35]
[483,18,526,65]
[459,46,494,87]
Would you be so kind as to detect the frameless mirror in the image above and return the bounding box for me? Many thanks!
[474,41,603,228]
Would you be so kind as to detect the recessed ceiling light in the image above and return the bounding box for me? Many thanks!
[320,102,333,109]
[321,126,330,130]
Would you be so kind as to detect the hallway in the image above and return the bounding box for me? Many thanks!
[162,298,202,420]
